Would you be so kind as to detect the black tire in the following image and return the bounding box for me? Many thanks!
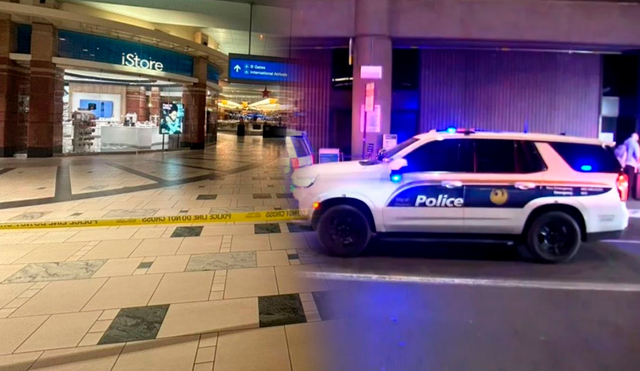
[525,211,581,263]
[316,205,371,257]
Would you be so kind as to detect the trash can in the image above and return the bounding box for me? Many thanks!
[236,123,245,136]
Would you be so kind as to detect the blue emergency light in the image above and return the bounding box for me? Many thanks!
[580,165,593,172]
[390,174,402,183]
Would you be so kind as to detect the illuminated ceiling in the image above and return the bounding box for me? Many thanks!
[62,0,291,56]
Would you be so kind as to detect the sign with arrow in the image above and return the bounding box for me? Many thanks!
[228,53,294,84]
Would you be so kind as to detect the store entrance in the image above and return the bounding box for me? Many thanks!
[62,69,215,154]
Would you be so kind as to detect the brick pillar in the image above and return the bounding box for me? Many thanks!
[27,22,63,157]
[138,86,149,121]
[0,18,17,157]
[206,91,218,144]
[126,86,148,121]
[150,87,161,118]
[182,57,207,149]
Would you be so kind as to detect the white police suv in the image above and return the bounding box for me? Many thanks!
[292,129,629,263]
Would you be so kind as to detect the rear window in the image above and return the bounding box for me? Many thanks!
[549,142,621,173]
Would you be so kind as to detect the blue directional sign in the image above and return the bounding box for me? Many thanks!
[228,54,293,84]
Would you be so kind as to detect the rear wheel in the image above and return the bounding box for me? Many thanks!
[525,211,581,263]
[316,205,371,256]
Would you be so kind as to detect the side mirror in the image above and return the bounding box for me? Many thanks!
[389,158,408,171]
[376,148,387,161]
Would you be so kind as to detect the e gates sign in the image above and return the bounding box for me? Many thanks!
[228,53,293,84]
[58,30,194,76]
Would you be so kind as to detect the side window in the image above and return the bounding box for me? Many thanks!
[474,140,545,174]
[403,139,471,173]
[474,140,516,173]
[518,141,547,173]
[549,142,621,173]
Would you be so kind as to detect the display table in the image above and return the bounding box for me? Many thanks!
[100,126,165,149]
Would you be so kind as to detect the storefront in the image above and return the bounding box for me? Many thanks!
[8,26,223,155]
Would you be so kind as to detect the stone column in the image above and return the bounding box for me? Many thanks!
[350,0,392,160]
[182,57,207,149]
[27,22,63,157]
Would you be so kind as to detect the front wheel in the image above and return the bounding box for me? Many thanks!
[525,211,582,263]
[316,205,371,257]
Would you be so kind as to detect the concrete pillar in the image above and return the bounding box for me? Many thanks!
[182,57,207,149]
[351,0,393,160]
[27,22,63,157]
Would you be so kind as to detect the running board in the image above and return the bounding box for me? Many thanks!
[375,232,519,245]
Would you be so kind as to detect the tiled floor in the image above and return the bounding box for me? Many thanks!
[0,134,331,371]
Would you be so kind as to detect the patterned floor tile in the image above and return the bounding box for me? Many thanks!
[186,252,257,271]
[254,223,281,234]
[258,294,306,327]
[275,193,294,199]
[252,193,272,199]
[4,261,106,283]
[103,209,159,218]
[9,212,50,221]
[99,305,170,345]
[137,261,153,269]
[171,226,204,238]
[196,194,218,200]
[286,223,314,233]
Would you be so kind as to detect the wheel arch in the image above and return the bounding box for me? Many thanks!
[522,204,587,242]
[312,197,377,233]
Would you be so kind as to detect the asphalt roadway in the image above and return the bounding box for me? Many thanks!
[307,218,640,371]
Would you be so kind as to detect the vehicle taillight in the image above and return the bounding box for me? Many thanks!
[617,172,629,201]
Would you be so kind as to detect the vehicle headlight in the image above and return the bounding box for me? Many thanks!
[292,175,317,188]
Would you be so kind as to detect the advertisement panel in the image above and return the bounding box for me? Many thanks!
[160,103,184,135]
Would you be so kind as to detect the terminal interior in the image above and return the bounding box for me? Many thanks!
[2,0,640,370]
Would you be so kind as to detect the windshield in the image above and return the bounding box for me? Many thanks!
[360,137,419,165]
[383,138,419,159]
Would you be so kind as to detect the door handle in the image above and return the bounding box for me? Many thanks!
[515,182,536,190]
[442,180,463,189]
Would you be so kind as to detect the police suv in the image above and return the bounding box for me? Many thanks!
[292,129,629,263]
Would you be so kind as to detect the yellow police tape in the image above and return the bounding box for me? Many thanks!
[0,209,308,230]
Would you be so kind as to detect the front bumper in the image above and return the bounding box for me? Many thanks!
[292,187,314,222]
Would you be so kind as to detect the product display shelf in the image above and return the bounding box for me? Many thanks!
[71,111,100,153]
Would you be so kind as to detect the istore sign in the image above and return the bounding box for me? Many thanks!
[58,30,194,77]
[121,53,164,71]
